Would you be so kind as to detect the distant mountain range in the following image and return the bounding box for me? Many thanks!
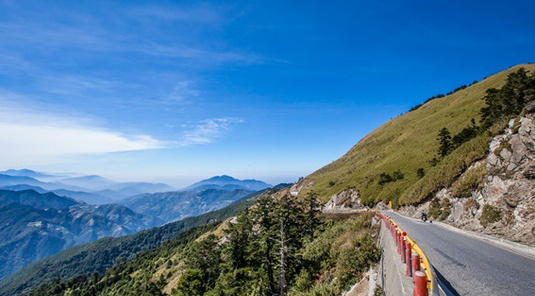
[0,190,265,296]
[0,169,58,180]
[0,170,275,282]
[57,175,116,189]
[0,189,78,209]
[0,189,160,280]
[0,169,175,204]
[183,175,272,191]
[0,184,111,205]
[123,188,255,223]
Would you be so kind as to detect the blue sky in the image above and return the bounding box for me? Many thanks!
[0,0,533,187]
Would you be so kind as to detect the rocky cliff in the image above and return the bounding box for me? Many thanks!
[403,102,535,246]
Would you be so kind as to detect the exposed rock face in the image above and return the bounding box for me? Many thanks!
[406,107,535,246]
[324,188,364,210]
[289,179,314,196]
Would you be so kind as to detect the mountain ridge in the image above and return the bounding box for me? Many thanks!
[183,175,272,192]
[0,190,160,281]
[123,188,255,223]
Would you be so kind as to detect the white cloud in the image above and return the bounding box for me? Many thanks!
[0,96,163,166]
[165,80,200,103]
[182,118,243,145]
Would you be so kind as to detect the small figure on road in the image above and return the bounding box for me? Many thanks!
[421,210,428,222]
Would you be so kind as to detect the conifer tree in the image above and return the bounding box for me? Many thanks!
[437,127,452,157]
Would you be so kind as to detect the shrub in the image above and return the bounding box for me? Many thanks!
[494,140,512,158]
[378,170,404,185]
[378,173,393,185]
[463,199,479,211]
[428,198,441,219]
[392,170,404,180]
[480,205,502,226]
[416,168,425,178]
[452,165,486,197]
[451,125,479,148]
[428,198,452,221]
[334,235,380,291]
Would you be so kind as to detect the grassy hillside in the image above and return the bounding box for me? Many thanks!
[300,64,535,206]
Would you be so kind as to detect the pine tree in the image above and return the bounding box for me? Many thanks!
[303,192,321,242]
[437,127,452,157]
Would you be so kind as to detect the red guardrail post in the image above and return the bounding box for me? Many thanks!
[400,236,406,263]
[405,242,412,276]
[396,231,401,254]
[411,253,420,282]
[413,271,428,296]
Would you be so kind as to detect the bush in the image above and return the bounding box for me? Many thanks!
[416,168,425,178]
[378,170,404,185]
[428,198,451,221]
[334,235,380,291]
[480,205,502,226]
[463,199,479,211]
[392,170,404,180]
[452,165,486,197]
[378,173,393,185]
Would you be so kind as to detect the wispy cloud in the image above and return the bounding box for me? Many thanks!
[0,94,163,166]
[0,2,261,66]
[127,3,225,23]
[162,80,200,104]
[36,75,117,96]
[181,118,243,145]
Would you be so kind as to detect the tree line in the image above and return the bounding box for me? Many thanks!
[435,68,534,161]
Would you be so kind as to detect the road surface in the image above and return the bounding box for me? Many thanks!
[385,212,535,296]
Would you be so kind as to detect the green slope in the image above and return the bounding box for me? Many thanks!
[301,64,535,205]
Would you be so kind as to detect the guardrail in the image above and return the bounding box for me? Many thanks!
[321,208,378,214]
[376,213,438,296]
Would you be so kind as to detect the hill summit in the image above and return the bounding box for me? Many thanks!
[183,175,272,191]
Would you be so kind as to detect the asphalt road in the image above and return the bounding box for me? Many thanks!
[385,212,535,296]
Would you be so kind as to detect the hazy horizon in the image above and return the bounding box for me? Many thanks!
[0,167,297,189]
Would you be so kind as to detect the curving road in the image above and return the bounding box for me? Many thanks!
[384,212,535,296]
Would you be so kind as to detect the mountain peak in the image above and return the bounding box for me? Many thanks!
[2,169,36,173]
[208,175,237,181]
[183,175,272,192]
[0,169,53,179]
